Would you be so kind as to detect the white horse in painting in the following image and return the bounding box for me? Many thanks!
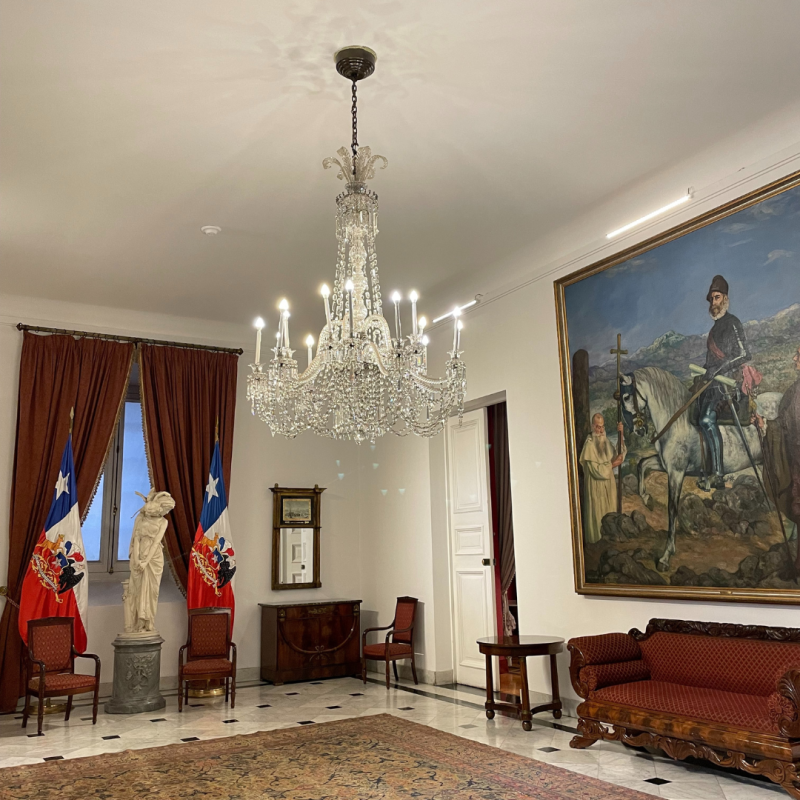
[618,366,775,571]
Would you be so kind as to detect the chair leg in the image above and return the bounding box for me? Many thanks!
[225,678,229,702]
[92,684,99,725]
[22,693,30,728]
[178,676,183,713]
[231,673,236,710]
[385,659,390,690]
[410,652,418,685]
[392,661,399,681]
[65,695,73,722]
[37,688,45,736]
[361,655,367,684]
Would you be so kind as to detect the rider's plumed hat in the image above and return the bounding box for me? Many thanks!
[706,274,729,301]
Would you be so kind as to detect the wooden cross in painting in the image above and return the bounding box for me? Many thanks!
[610,333,627,513]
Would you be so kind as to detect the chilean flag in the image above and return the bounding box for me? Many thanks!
[187,443,236,629]
[19,435,88,651]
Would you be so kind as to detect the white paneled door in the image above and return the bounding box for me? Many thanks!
[446,408,496,688]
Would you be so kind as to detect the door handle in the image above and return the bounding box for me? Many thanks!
[482,558,495,567]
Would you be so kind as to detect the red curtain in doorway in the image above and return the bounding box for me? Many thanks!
[487,402,517,638]
[0,332,134,712]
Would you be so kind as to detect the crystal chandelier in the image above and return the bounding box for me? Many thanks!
[247,47,467,443]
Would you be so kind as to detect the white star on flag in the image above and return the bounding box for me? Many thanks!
[205,474,219,502]
[55,471,70,499]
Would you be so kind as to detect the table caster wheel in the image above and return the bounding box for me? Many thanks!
[522,720,532,732]
[553,709,562,720]
[486,709,495,720]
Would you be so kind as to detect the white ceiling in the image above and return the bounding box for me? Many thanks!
[3,1,800,339]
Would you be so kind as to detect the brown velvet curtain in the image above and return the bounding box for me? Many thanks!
[488,402,517,636]
[139,345,238,592]
[0,333,134,712]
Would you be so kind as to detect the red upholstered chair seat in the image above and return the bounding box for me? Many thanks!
[182,658,234,676]
[363,643,413,658]
[592,680,775,733]
[28,673,98,692]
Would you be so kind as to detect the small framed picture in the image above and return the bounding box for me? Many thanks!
[281,497,312,525]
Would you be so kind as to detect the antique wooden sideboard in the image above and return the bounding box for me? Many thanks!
[259,599,362,684]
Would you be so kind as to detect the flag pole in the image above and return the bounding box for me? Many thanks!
[215,417,219,443]
[69,407,74,435]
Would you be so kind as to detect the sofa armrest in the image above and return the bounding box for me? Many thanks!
[777,669,800,738]
[568,633,643,699]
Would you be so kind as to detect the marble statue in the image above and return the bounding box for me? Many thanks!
[124,489,175,634]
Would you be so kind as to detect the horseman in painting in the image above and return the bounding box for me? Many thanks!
[697,275,751,490]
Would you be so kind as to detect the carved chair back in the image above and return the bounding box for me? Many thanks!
[392,597,418,646]
[27,617,75,674]
[187,607,231,660]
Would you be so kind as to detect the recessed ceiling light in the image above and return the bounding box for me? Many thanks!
[201,225,222,235]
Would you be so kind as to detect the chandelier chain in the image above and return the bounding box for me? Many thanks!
[351,80,358,173]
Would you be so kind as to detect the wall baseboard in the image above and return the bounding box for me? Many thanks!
[367,664,453,686]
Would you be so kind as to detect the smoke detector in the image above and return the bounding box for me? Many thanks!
[201,225,222,236]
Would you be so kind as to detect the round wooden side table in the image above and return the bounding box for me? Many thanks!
[477,635,564,731]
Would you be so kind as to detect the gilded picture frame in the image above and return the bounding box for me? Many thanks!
[555,169,800,604]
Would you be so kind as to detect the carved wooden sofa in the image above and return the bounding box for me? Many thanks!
[568,619,800,798]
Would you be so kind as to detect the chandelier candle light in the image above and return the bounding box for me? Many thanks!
[246,47,467,442]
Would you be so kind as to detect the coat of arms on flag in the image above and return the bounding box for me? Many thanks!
[187,441,236,626]
[19,433,89,652]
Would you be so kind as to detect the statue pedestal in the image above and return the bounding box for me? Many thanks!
[105,632,166,714]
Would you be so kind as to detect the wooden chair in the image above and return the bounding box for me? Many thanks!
[22,617,101,736]
[178,607,236,712]
[361,596,419,689]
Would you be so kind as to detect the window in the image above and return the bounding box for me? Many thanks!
[82,370,150,574]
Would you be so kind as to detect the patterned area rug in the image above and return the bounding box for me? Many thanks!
[0,714,651,799]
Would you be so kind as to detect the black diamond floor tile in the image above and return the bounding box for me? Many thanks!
[459,724,477,729]
[297,721,315,725]
[102,735,120,740]
[538,747,560,753]
[349,693,364,697]
[80,717,93,721]
[188,704,204,708]
[181,737,200,742]
[398,707,414,711]
[285,692,299,696]
[43,756,63,761]
[326,706,342,710]
[310,682,323,685]
[150,718,167,722]
[644,778,671,785]
[257,704,272,708]
[27,733,44,738]
[222,719,238,724]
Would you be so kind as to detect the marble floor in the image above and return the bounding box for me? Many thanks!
[0,676,782,799]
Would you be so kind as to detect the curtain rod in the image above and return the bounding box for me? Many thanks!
[16,323,243,355]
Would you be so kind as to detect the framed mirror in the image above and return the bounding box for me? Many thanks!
[270,485,324,590]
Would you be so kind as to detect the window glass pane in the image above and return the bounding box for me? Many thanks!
[117,402,150,562]
[82,474,103,562]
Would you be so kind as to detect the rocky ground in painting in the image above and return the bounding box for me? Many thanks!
[584,472,798,590]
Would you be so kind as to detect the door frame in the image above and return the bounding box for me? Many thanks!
[443,392,507,688]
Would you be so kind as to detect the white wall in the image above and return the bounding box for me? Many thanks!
[0,293,362,681]
[357,433,442,679]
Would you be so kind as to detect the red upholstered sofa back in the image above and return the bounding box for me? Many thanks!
[640,632,800,697]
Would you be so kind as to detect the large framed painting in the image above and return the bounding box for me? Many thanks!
[555,170,800,604]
